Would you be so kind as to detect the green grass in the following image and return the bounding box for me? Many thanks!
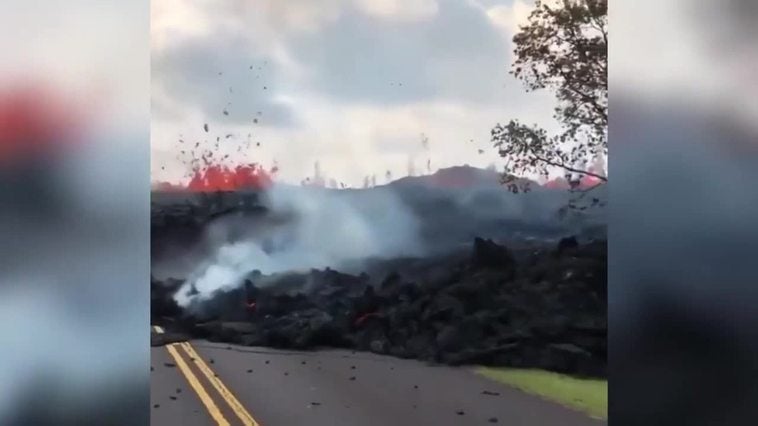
[476,367,607,420]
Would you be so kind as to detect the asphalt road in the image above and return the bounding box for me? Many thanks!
[151,327,604,426]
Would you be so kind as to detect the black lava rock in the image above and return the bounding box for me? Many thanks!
[151,237,607,377]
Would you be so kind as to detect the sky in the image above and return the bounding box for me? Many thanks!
[150,0,562,187]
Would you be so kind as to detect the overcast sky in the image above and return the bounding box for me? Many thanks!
[150,0,564,186]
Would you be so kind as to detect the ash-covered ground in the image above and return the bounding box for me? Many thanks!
[151,168,607,377]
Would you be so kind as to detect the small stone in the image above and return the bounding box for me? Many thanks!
[150,366,154,371]
[413,385,418,389]
[176,388,182,394]
[169,396,177,401]
[350,365,356,370]
[265,360,270,364]
[209,358,215,364]
[488,417,499,423]
[482,390,500,396]
[310,402,321,406]
[456,410,465,416]
[349,376,356,381]
[153,404,160,409]
[301,361,307,365]
[284,372,289,376]
[247,369,253,373]
[163,362,175,368]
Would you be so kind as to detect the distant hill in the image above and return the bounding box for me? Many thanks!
[389,165,538,190]
[152,165,604,197]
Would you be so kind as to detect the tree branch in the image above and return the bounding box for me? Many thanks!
[590,14,608,47]
[557,68,607,121]
[533,153,608,181]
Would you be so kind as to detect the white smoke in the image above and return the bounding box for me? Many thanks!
[175,183,424,306]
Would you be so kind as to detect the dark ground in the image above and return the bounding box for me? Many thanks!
[151,188,606,378]
[153,238,606,378]
[151,339,605,426]
[150,187,607,424]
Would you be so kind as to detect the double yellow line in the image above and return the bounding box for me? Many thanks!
[153,326,260,426]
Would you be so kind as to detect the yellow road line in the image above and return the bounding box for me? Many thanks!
[153,326,230,426]
[180,342,260,426]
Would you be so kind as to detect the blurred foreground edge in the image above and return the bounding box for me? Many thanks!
[609,95,758,425]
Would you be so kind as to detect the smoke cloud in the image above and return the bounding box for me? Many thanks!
[174,183,426,306]
[166,170,606,308]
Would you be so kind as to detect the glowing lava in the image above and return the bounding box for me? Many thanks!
[153,163,278,192]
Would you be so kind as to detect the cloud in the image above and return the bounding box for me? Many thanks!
[288,0,512,105]
[257,96,558,185]
[150,0,561,186]
[486,0,532,37]
[191,0,345,40]
[151,0,212,53]
[152,32,296,128]
[354,0,440,21]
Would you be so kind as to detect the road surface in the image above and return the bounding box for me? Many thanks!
[151,326,604,426]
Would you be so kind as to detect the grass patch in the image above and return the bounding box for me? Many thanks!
[476,367,607,420]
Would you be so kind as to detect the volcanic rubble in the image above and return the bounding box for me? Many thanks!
[152,236,607,377]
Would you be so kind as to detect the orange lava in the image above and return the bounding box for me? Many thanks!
[154,163,278,192]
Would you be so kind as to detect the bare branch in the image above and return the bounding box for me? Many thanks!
[533,154,607,181]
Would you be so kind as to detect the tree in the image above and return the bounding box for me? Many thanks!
[492,0,607,206]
